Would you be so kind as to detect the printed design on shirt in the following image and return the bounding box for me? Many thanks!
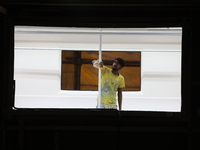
[101,79,119,105]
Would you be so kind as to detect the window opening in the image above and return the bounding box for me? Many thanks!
[61,51,141,91]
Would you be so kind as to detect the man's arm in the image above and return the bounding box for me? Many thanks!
[118,88,123,110]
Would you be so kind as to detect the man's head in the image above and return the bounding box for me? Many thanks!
[112,58,125,71]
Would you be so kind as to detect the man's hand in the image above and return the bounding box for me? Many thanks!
[92,59,104,69]
[98,61,104,68]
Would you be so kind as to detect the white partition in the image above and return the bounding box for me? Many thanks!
[14,26,182,111]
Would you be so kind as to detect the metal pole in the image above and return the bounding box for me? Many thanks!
[97,29,102,108]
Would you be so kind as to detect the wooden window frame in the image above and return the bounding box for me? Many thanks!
[61,50,141,91]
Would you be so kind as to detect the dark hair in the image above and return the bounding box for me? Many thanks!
[115,58,125,67]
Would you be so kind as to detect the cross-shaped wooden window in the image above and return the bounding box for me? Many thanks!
[61,50,141,91]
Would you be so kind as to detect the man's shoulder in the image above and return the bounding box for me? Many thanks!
[119,74,125,80]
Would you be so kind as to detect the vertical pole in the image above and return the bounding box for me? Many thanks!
[97,29,102,108]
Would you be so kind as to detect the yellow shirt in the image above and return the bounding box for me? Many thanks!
[100,66,125,105]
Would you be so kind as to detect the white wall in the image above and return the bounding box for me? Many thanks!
[123,52,181,111]
[14,50,181,111]
[14,26,182,111]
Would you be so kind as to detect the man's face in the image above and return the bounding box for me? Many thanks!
[112,60,123,71]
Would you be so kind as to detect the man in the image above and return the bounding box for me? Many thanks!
[93,58,125,110]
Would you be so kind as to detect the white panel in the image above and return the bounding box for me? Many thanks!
[14,26,182,111]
